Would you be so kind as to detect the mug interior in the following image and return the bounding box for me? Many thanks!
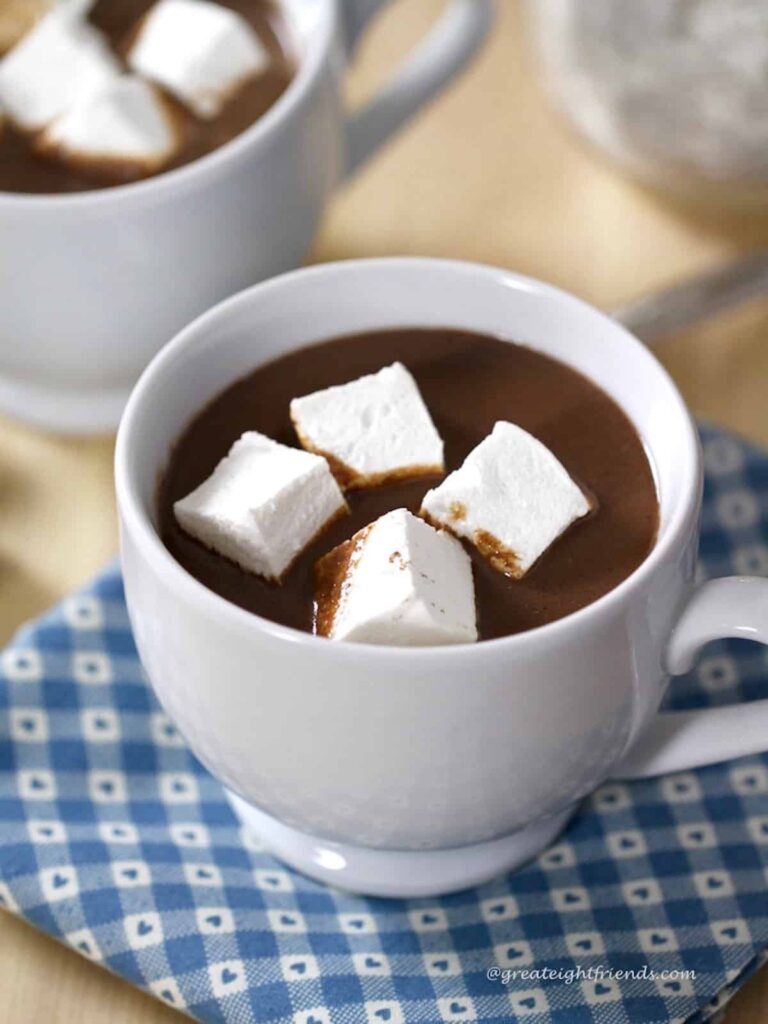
[117,258,700,641]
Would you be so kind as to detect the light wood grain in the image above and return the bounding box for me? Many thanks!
[1,1,767,1020]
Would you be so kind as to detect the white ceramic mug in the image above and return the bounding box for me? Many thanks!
[0,0,493,435]
[115,258,768,897]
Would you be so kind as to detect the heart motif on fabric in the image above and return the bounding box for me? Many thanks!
[632,887,649,900]
[52,873,69,889]
[30,777,45,790]
[519,997,536,1010]
[348,919,365,929]
[20,719,35,732]
[365,957,382,969]
[137,920,153,936]
[122,869,138,880]
[506,947,524,960]
[431,959,449,971]
[594,983,611,996]
[576,940,592,951]
[280,915,296,927]
[563,892,581,904]
[221,967,238,985]
[374,1010,391,1022]
[291,962,306,975]
[707,876,724,889]
[206,915,222,928]
[449,1002,466,1014]
[650,933,668,946]
[721,927,738,940]
[619,836,636,849]
[421,913,438,925]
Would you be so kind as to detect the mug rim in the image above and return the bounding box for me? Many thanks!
[0,0,335,210]
[115,257,702,662]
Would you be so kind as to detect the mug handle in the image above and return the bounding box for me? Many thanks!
[612,576,768,778]
[342,0,495,175]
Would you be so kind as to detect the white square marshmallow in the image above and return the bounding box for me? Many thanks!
[174,431,348,582]
[315,508,477,646]
[41,76,180,175]
[128,0,270,119]
[421,421,591,578]
[290,363,444,489]
[0,8,120,131]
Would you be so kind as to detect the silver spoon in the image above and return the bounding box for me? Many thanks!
[612,248,768,344]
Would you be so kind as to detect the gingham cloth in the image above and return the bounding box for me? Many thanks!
[1,423,768,1024]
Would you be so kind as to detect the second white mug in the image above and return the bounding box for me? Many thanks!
[0,0,493,434]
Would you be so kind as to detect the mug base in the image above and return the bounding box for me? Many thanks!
[0,372,129,435]
[225,789,575,898]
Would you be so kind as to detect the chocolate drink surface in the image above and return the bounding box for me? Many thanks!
[0,0,293,193]
[158,329,659,640]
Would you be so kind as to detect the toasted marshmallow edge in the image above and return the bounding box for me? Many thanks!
[0,0,53,55]
[290,362,445,490]
[0,8,120,131]
[421,421,592,579]
[315,508,477,646]
[174,431,348,582]
[39,76,181,175]
[128,0,270,119]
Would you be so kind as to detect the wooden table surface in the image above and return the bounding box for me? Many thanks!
[2,1,768,1020]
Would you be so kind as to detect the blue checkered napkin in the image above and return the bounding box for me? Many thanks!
[1,423,768,1024]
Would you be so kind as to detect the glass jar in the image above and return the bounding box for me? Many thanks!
[525,0,768,207]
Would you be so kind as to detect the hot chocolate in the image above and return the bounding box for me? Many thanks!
[0,0,293,193]
[158,328,659,640]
